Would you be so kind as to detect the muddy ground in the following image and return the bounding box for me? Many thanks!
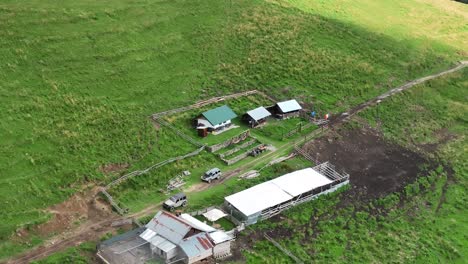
[230,125,436,262]
[303,126,431,202]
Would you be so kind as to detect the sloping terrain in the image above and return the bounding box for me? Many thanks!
[239,68,467,264]
[0,0,466,261]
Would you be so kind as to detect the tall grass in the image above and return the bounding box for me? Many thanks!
[0,0,464,259]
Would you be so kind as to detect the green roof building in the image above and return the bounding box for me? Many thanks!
[196,105,237,133]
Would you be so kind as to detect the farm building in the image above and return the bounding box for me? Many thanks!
[242,106,272,128]
[97,211,234,264]
[224,162,349,225]
[269,99,302,119]
[196,105,237,137]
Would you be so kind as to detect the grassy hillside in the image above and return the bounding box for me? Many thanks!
[270,0,468,51]
[0,0,466,259]
[243,69,468,263]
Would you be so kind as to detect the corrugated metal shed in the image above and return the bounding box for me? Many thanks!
[145,211,192,244]
[246,106,271,121]
[225,182,292,217]
[276,100,302,113]
[208,231,233,244]
[180,214,216,233]
[158,240,177,252]
[270,168,332,197]
[225,168,333,217]
[202,105,237,126]
[140,228,156,241]
[148,235,165,247]
[179,233,214,258]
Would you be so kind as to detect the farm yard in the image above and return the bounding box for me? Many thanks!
[0,0,467,263]
[234,68,468,263]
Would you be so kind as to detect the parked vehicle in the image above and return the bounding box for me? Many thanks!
[201,168,222,183]
[250,145,267,157]
[163,193,187,211]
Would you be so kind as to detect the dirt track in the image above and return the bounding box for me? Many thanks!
[5,61,467,264]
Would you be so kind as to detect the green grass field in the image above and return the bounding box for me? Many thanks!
[242,69,468,263]
[0,0,466,261]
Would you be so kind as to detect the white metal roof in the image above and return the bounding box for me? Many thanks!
[225,168,333,216]
[180,214,216,233]
[208,231,233,244]
[225,182,293,216]
[203,208,227,222]
[277,99,302,113]
[246,106,271,121]
[270,168,332,197]
[158,240,176,252]
[140,228,156,242]
[149,235,165,247]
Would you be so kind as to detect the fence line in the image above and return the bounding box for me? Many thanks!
[294,146,317,163]
[151,90,267,119]
[187,206,217,217]
[154,118,204,147]
[101,189,126,215]
[105,146,205,189]
[219,139,256,158]
[221,143,264,165]
[207,130,250,153]
[263,233,304,264]
[282,122,314,140]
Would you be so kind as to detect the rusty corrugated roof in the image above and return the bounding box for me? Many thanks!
[145,211,192,244]
[179,232,214,258]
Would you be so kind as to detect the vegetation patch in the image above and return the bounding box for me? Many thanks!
[31,242,96,264]
[0,0,465,260]
[237,69,468,263]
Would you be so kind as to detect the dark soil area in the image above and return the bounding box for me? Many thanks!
[229,126,440,262]
[303,126,431,202]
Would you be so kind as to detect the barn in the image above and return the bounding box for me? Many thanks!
[97,211,234,264]
[224,163,349,225]
[242,106,272,128]
[270,99,302,119]
[196,105,237,137]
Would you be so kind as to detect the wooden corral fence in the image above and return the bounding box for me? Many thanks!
[293,146,317,163]
[282,122,315,140]
[101,189,127,215]
[218,139,256,158]
[187,206,217,217]
[207,130,250,153]
[188,206,244,229]
[263,233,304,264]
[151,90,275,119]
[154,118,204,147]
[105,146,205,189]
[221,143,265,165]
[101,147,205,216]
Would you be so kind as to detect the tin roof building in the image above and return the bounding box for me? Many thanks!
[271,99,302,119]
[243,106,272,127]
[197,105,237,129]
[224,163,349,225]
[97,211,234,264]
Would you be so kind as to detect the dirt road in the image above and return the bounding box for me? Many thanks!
[6,61,467,264]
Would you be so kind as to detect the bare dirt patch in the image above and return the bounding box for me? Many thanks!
[302,126,431,201]
[8,187,119,264]
[30,187,112,238]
